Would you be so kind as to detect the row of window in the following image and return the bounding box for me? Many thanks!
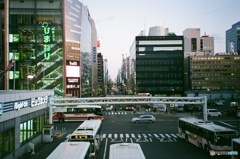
[191,56,240,60]
[0,115,44,158]
[0,128,14,158]
[138,40,183,45]
[20,115,45,145]
[138,47,182,51]
[137,87,183,91]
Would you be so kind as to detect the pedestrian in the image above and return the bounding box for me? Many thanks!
[114,108,117,112]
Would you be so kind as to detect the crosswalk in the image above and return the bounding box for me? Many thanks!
[104,111,132,115]
[102,133,182,139]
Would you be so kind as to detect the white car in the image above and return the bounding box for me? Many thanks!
[207,109,222,117]
[106,105,113,111]
[215,101,223,106]
[131,115,156,123]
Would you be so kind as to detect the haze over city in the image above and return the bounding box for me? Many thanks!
[85,0,240,80]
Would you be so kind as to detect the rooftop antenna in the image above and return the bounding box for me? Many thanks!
[144,18,146,36]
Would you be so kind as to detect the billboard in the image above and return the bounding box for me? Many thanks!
[66,60,80,77]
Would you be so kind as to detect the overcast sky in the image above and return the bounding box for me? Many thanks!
[85,0,240,80]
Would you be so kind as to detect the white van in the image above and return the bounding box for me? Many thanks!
[207,109,222,117]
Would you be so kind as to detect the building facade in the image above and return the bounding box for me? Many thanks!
[4,0,96,97]
[183,28,214,57]
[129,35,185,96]
[0,90,54,159]
[185,54,240,91]
[97,52,104,96]
[226,21,240,54]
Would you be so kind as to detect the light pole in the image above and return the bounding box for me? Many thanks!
[27,75,34,91]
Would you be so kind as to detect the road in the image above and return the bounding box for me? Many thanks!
[25,110,237,159]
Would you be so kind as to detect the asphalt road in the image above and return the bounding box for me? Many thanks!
[22,111,237,159]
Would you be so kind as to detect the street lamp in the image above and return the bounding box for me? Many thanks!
[27,75,34,91]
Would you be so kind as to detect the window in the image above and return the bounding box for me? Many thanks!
[20,115,44,145]
[0,128,14,158]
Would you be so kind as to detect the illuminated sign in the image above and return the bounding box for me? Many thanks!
[66,60,80,77]
[67,78,80,84]
[14,101,28,110]
[42,22,55,60]
[31,96,48,107]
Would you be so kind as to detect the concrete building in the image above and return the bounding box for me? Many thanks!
[183,28,214,57]
[0,90,54,159]
[185,54,240,92]
[226,21,240,54]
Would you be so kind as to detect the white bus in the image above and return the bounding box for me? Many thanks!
[109,143,146,159]
[178,117,238,154]
[47,142,91,159]
[67,120,103,158]
[232,138,240,159]
[52,105,104,122]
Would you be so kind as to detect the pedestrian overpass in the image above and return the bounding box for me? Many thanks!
[49,96,208,123]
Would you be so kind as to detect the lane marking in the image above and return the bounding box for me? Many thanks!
[103,138,108,159]
[218,121,235,128]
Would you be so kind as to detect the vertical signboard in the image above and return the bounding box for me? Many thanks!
[66,60,80,89]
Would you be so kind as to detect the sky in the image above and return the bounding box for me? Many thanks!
[85,0,240,80]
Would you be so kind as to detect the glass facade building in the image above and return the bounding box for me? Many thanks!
[7,0,63,95]
[130,36,184,96]
[226,21,240,54]
[5,0,94,97]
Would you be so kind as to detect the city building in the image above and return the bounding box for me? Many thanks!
[129,27,185,96]
[0,0,4,90]
[91,20,98,97]
[97,52,104,96]
[0,90,54,159]
[183,28,214,57]
[3,0,97,97]
[185,54,240,94]
[226,21,240,54]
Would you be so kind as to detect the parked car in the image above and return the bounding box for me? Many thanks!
[226,108,236,116]
[131,115,156,124]
[215,101,224,106]
[125,106,134,111]
[207,109,222,117]
[183,105,194,112]
[106,105,113,111]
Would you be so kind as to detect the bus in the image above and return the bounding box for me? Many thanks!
[232,138,240,159]
[109,143,146,159]
[47,142,91,159]
[53,105,103,122]
[178,117,238,154]
[67,120,103,158]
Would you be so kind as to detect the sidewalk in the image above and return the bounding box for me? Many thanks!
[19,132,67,159]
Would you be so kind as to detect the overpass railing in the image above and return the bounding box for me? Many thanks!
[48,96,208,123]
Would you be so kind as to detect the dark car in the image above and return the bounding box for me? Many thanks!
[227,108,237,116]
[184,105,194,112]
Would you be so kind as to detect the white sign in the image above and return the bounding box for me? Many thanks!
[31,96,48,107]
[14,101,28,110]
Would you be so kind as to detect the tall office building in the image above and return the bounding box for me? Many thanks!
[4,0,96,97]
[129,27,184,96]
[226,21,240,54]
[183,28,214,56]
